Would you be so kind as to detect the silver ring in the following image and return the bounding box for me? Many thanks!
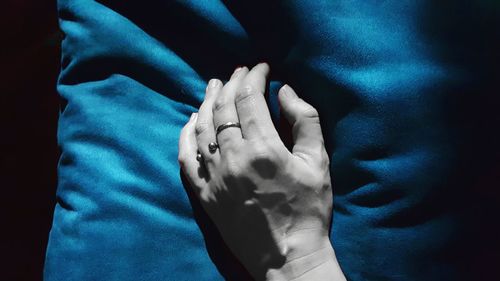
[216,122,241,136]
[208,142,219,153]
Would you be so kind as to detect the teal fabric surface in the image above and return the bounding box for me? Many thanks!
[46,1,499,280]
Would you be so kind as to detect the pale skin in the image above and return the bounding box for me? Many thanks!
[178,63,346,281]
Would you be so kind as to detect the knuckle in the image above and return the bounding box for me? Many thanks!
[251,142,270,158]
[249,153,272,168]
[249,142,281,164]
[246,143,282,178]
[213,96,227,112]
[313,177,330,194]
[300,103,320,120]
[295,104,320,125]
[269,145,285,163]
[221,141,240,157]
[235,85,259,106]
[223,160,243,178]
[194,121,210,136]
[216,132,237,147]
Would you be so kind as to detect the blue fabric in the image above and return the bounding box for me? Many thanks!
[46,1,499,280]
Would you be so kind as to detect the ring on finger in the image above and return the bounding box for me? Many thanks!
[196,152,203,161]
[208,142,219,153]
[216,122,241,136]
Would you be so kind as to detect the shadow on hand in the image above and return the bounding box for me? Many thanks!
[180,171,286,280]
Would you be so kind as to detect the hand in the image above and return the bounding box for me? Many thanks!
[178,63,345,280]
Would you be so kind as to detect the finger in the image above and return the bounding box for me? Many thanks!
[235,63,279,141]
[243,62,269,92]
[195,78,222,169]
[179,113,209,197]
[213,66,248,151]
[278,84,329,167]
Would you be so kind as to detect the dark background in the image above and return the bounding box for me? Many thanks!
[2,1,60,280]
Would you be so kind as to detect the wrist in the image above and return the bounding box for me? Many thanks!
[264,230,346,281]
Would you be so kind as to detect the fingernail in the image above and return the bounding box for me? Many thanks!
[281,84,297,99]
[234,65,249,74]
[209,79,219,88]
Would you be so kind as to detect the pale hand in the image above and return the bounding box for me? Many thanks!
[178,63,345,280]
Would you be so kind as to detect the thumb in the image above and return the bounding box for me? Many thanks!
[278,84,329,167]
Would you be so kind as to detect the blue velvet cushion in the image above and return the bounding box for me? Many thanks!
[45,1,499,280]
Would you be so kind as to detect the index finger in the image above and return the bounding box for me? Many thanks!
[235,63,279,141]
